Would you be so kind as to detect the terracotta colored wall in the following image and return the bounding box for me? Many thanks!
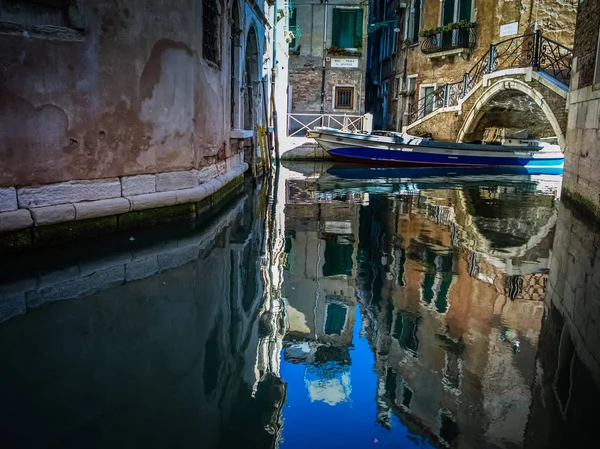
[0,0,259,188]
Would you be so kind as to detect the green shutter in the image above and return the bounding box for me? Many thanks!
[443,0,455,25]
[325,303,347,335]
[332,8,340,47]
[459,0,472,21]
[413,0,421,42]
[289,7,297,49]
[354,8,363,48]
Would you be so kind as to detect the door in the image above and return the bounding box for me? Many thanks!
[424,86,435,114]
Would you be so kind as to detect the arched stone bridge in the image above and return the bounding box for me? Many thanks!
[404,32,572,149]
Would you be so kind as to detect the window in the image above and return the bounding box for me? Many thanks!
[325,303,348,335]
[334,86,355,110]
[408,0,421,43]
[393,310,421,353]
[594,25,600,86]
[323,238,353,275]
[289,6,298,50]
[0,0,84,32]
[203,0,220,66]
[332,8,363,49]
[422,85,435,114]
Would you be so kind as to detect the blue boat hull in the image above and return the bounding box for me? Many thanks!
[328,146,564,170]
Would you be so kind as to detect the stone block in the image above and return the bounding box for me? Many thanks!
[17,179,121,208]
[0,209,33,232]
[198,165,219,183]
[125,257,159,281]
[0,292,26,324]
[156,170,198,192]
[26,265,125,308]
[74,197,131,221]
[31,204,76,226]
[576,102,588,129]
[79,251,133,277]
[32,216,118,246]
[176,185,209,205]
[203,179,221,195]
[121,174,156,196]
[38,266,80,287]
[157,246,200,271]
[0,187,17,213]
[585,100,599,129]
[128,191,178,211]
[0,277,37,295]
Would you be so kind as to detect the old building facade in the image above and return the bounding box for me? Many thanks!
[0,0,274,243]
[562,0,600,217]
[287,0,369,135]
[366,0,577,133]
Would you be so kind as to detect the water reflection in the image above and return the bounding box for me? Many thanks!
[0,186,286,449]
[279,164,599,448]
[1,165,599,448]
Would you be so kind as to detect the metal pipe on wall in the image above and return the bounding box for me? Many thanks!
[320,0,329,119]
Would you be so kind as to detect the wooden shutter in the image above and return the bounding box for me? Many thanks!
[332,8,340,47]
[354,8,364,48]
[443,0,455,25]
[413,0,421,42]
[289,7,297,49]
[459,0,472,21]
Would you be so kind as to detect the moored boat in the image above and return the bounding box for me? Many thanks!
[306,127,564,170]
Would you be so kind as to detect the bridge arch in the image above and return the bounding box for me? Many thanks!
[457,78,566,150]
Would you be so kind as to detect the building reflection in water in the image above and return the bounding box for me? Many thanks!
[0,183,287,449]
[279,165,600,449]
[1,165,600,449]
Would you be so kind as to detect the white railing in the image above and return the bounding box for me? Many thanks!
[287,113,370,137]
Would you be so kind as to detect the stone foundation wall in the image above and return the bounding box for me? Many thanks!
[562,0,600,217]
[0,193,246,324]
[0,153,247,238]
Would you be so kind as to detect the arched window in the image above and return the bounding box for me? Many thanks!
[203,0,221,66]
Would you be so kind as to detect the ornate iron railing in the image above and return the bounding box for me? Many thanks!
[406,30,572,125]
[420,28,476,55]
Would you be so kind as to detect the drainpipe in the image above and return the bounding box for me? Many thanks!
[270,0,280,165]
[320,0,329,120]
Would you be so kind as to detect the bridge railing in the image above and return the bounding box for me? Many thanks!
[287,113,366,137]
[407,30,572,125]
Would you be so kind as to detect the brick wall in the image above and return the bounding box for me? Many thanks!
[288,1,368,118]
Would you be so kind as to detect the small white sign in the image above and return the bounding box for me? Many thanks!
[499,22,519,37]
[331,58,359,68]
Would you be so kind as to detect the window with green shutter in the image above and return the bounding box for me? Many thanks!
[412,0,421,43]
[332,8,363,49]
[325,303,348,335]
[289,6,297,50]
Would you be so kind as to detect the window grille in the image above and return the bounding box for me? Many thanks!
[335,87,354,109]
[203,0,220,66]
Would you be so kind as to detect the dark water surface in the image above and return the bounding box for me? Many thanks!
[1,164,599,448]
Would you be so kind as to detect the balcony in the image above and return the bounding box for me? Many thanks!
[420,26,476,59]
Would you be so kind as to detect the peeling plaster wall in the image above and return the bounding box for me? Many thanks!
[0,0,267,188]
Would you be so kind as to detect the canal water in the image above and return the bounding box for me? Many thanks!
[1,163,599,448]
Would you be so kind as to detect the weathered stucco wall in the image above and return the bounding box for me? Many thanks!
[0,0,266,188]
[0,0,271,237]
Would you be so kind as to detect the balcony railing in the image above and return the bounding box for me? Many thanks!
[407,30,572,125]
[420,28,476,55]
